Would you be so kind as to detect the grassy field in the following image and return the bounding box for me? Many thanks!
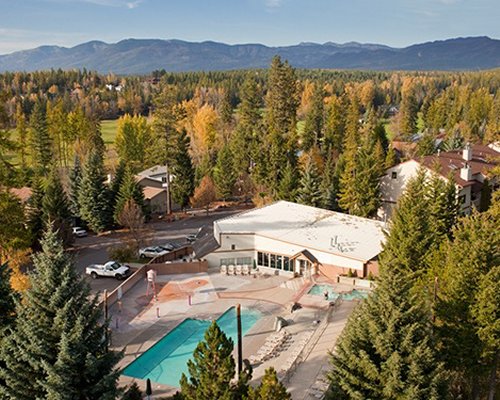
[4,119,119,168]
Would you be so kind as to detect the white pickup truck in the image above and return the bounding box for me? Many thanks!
[85,261,131,280]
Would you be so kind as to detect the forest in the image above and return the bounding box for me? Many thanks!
[0,59,499,399]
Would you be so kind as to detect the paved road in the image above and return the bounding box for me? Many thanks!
[71,208,240,294]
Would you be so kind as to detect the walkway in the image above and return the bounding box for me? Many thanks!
[286,300,358,400]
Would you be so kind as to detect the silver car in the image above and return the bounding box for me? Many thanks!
[138,246,169,259]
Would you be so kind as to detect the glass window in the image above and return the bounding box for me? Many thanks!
[263,253,269,267]
[237,257,251,265]
[391,171,397,179]
[270,254,276,269]
[258,252,263,266]
[283,257,290,271]
[277,255,283,270]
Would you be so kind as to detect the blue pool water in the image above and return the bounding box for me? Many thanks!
[122,307,261,387]
[308,284,369,301]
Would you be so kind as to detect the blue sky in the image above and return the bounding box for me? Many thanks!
[0,0,499,54]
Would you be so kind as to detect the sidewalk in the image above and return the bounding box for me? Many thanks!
[286,300,358,400]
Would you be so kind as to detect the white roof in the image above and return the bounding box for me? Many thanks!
[137,165,167,181]
[215,201,386,262]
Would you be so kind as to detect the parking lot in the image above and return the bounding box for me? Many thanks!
[71,208,241,295]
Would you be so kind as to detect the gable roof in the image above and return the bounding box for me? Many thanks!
[416,144,499,187]
[142,186,166,200]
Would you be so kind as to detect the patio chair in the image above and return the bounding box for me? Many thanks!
[235,265,242,275]
[228,265,235,275]
[242,264,249,275]
[220,265,227,274]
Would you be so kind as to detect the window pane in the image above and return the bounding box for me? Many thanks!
[270,254,276,269]
[277,255,283,270]
[258,252,263,266]
[284,257,290,271]
[263,253,269,267]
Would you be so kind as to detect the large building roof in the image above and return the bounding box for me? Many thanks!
[214,201,386,262]
[417,144,499,187]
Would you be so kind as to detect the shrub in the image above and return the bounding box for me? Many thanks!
[108,244,136,263]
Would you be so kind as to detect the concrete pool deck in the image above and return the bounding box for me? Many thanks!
[110,269,366,397]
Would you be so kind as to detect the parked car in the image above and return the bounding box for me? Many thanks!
[85,261,130,280]
[186,234,197,243]
[160,242,181,251]
[138,246,169,259]
[72,227,88,237]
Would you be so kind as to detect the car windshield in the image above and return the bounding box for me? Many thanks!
[109,262,120,270]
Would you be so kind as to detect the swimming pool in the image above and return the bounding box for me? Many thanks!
[122,307,261,387]
[308,284,369,301]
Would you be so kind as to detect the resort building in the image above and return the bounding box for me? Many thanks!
[205,201,385,279]
[379,143,499,219]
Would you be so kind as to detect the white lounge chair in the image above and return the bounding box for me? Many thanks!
[220,265,227,274]
[242,264,249,275]
[228,265,235,275]
[235,265,242,275]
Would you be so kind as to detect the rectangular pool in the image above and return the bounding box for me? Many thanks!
[308,284,369,301]
[122,307,261,387]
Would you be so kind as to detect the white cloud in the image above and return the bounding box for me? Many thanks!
[265,0,283,8]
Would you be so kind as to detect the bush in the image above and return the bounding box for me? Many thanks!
[122,383,142,400]
[367,271,375,281]
[108,244,136,263]
[347,269,353,277]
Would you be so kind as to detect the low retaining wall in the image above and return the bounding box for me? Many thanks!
[150,246,194,264]
[337,276,375,288]
[153,260,208,275]
[105,265,147,306]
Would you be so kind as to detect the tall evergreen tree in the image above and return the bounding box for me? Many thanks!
[69,156,83,219]
[320,152,340,211]
[29,101,52,174]
[435,205,499,400]
[78,149,112,233]
[296,158,322,207]
[171,129,195,209]
[328,265,447,399]
[42,167,73,247]
[379,169,432,276]
[0,227,121,400]
[180,321,241,400]
[0,262,15,330]
[213,145,236,200]
[301,83,325,151]
[113,167,146,224]
[248,367,291,400]
[276,161,299,202]
[323,95,345,153]
[26,177,45,249]
[110,159,127,211]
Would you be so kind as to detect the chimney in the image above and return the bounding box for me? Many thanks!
[460,163,472,182]
[462,143,472,162]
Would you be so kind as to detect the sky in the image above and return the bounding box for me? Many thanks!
[0,0,499,54]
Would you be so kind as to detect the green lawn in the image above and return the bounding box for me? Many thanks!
[3,119,119,168]
[101,119,118,146]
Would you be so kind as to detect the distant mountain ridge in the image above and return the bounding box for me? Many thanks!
[0,36,499,74]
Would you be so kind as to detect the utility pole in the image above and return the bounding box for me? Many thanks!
[236,304,243,375]
[165,161,171,215]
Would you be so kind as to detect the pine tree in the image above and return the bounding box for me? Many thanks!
[323,95,345,153]
[213,145,236,200]
[276,161,299,202]
[399,78,419,138]
[179,321,237,400]
[329,266,447,399]
[110,159,127,211]
[26,177,45,249]
[379,169,432,276]
[114,167,146,224]
[320,152,339,211]
[171,129,195,209]
[0,262,15,330]
[296,158,322,207]
[0,190,30,257]
[301,83,324,151]
[14,103,28,173]
[78,149,112,233]
[42,167,73,247]
[435,205,500,399]
[121,382,143,400]
[69,156,83,219]
[29,101,52,174]
[248,367,291,400]
[0,227,121,399]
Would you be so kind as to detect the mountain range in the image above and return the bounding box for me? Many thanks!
[1,36,499,74]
